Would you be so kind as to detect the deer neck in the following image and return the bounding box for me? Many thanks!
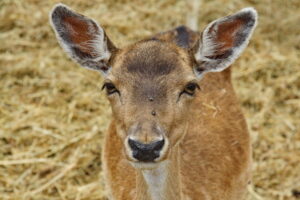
[135,145,182,200]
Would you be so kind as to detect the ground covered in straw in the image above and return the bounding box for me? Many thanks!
[0,0,299,199]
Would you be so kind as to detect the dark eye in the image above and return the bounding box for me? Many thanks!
[182,82,200,96]
[102,82,119,95]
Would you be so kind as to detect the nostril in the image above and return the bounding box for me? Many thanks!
[128,138,165,162]
[153,139,164,151]
[128,138,140,151]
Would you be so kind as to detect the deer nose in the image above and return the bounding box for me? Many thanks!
[128,138,165,162]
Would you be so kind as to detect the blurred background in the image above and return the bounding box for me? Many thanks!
[0,0,299,199]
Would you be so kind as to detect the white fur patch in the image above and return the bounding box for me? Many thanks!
[142,161,168,200]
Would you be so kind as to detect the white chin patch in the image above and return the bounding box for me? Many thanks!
[130,160,167,170]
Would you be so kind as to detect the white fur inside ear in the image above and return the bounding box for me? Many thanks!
[194,7,258,74]
[78,23,111,62]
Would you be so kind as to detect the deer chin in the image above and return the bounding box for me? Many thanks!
[129,160,168,170]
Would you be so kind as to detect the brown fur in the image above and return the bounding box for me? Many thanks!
[50,5,256,199]
[102,26,251,200]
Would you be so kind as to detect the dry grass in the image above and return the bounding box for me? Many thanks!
[0,0,299,199]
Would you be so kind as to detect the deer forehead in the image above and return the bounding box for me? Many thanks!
[114,41,192,75]
[108,40,194,102]
[112,41,193,82]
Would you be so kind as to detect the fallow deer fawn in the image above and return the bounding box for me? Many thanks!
[50,4,257,200]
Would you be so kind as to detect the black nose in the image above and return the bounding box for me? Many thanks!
[128,138,165,162]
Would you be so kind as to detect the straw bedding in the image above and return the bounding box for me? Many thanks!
[0,0,299,199]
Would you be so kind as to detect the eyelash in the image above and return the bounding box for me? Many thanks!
[179,82,200,97]
[102,82,119,95]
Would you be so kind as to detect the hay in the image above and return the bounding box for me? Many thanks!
[0,0,299,199]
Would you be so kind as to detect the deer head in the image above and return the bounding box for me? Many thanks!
[50,4,257,168]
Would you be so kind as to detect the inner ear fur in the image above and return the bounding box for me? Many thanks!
[193,8,258,76]
[50,3,117,73]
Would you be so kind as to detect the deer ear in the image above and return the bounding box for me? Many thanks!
[50,4,116,74]
[193,8,257,77]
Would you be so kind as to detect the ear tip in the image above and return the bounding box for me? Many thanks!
[240,7,258,20]
[50,3,71,19]
[50,3,74,26]
[241,7,258,15]
[235,7,258,29]
[52,3,69,11]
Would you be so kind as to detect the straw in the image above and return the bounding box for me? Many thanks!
[0,0,299,199]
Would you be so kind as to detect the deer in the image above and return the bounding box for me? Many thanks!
[50,3,257,200]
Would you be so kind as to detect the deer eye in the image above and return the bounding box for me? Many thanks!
[181,82,200,96]
[102,82,119,95]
